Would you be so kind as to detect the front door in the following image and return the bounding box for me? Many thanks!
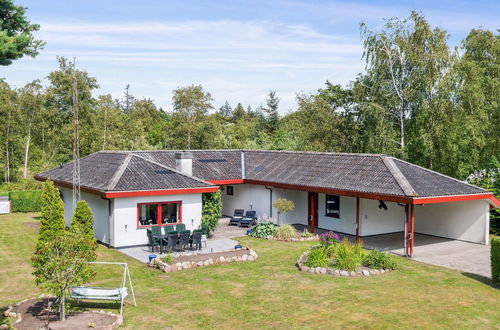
[308,192,318,233]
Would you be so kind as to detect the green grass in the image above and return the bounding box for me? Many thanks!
[0,192,8,197]
[1,213,499,329]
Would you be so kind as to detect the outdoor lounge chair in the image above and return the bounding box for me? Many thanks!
[229,209,244,226]
[239,210,257,227]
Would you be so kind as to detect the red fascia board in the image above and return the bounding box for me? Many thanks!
[208,179,245,185]
[104,187,219,198]
[244,179,413,204]
[413,193,500,207]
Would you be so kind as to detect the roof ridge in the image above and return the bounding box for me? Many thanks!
[107,152,133,191]
[132,154,215,187]
[244,149,383,157]
[381,156,417,197]
[391,157,488,192]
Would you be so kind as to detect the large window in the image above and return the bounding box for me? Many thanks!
[137,201,181,228]
[325,195,340,218]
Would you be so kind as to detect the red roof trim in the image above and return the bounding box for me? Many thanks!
[104,187,218,198]
[34,175,106,197]
[244,179,413,204]
[208,179,245,185]
[412,193,500,207]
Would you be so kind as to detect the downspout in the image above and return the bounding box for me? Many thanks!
[265,186,273,219]
[101,196,113,247]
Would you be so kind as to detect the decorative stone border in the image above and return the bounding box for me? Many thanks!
[2,296,122,330]
[260,235,319,242]
[296,251,392,277]
[149,247,258,273]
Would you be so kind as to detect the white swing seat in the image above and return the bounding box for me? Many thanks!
[71,286,128,301]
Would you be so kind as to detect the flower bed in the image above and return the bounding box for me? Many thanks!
[295,231,398,277]
[263,234,319,242]
[149,247,258,272]
[296,251,393,277]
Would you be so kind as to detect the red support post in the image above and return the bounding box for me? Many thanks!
[356,197,360,243]
[410,204,415,257]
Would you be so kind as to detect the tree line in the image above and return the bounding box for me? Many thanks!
[0,11,498,185]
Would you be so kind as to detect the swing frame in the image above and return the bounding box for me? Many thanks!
[70,262,137,316]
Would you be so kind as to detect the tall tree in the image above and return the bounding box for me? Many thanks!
[36,180,65,250]
[260,90,280,133]
[219,100,232,118]
[0,0,44,65]
[171,84,213,149]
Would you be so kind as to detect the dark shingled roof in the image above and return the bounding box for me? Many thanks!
[36,149,488,198]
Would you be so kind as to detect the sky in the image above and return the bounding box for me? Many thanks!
[3,0,499,113]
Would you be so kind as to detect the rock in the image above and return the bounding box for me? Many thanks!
[176,263,182,268]
[220,256,225,262]
[197,261,204,267]
[334,270,340,276]
[242,254,248,261]
[350,271,357,277]
[362,270,370,276]
[340,270,349,276]
[302,266,309,272]
[320,268,327,274]
[204,260,210,266]
[326,268,334,275]
[369,270,376,275]
[164,265,172,273]
[372,269,380,275]
[250,250,257,257]
[248,255,254,261]
[380,269,385,274]
[209,258,213,265]
[308,268,315,273]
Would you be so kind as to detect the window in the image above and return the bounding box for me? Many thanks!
[226,185,234,196]
[325,195,340,218]
[137,201,181,228]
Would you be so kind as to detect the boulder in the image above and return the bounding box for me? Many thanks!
[362,270,370,276]
[340,270,349,276]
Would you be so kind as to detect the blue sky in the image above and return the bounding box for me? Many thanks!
[3,0,499,112]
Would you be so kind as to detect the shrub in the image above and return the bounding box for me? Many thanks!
[305,248,329,268]
[161,254,174,264]
[70,200,95,243]
[362,249,399,270]
[201,191,222,235]
[319,231,340,246]
[273,198,295,225]
[492,237,500,285]
[36,181,65,251]
[333,238,364,271]
[249,222,277,238]
[9,190,43,212]
[273,224,297,240]
[301,229,314,238]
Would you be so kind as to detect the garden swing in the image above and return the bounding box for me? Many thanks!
[70,262,137,316]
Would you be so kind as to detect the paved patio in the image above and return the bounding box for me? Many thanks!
[117,217,248,263]
[293,224,491,278]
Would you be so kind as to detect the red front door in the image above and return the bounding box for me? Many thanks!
[308,192,318,232]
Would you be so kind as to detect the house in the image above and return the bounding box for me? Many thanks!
[35,149,500,257]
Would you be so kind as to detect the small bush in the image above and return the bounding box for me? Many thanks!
[161,254,174,264]
[333,238,364,271]
[273,224,297,240]
[9,190,43,212]
[305,248,329,268]
[362,249,399,270]
[301,229,313,238]
[492,237,500,285]
[249,222,277,238]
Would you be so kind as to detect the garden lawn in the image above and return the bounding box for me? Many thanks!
[1,213,499,329]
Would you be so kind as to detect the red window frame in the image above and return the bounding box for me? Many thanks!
[137,201,182,228]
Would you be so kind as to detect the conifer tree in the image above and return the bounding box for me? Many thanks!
[70,200,95,243]
[37,180,65,250]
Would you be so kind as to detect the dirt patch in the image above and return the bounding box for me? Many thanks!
[173,249,250,263]
[23,222,40,230]
[9,298,119,330]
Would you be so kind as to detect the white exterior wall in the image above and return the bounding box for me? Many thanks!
[414,199,489,244]
[59,186,110,244]
[112,193,202,247]
[318,194,357,235]
[221,184,308,225]
[360,199,405,236]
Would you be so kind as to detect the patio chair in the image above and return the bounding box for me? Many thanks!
[229,209,244,226]
[146,230,160,252]
[151,226,162,236]
[191,231,203,250]
[166,231,179,252]
[176,223,186,232]
[163,226,175,235]
[193,229,208,248]
[179,230,191,250]
[239,210,257,228]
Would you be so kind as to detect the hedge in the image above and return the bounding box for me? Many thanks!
[9,190,43,212]
[492,237,500,285]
